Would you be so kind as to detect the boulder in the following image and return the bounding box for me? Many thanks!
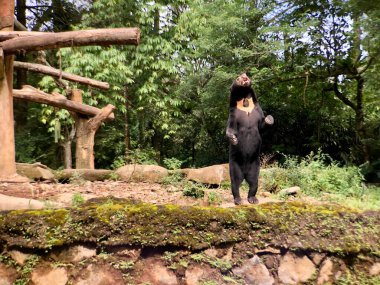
[370,263,380,276]
[55,169,113,182]
[73,264,124,285]
[31,267,68,285]
[16,162,54,181]
[138,259,178,285]
[51,245,96,263]
[0,263,17,285]
[278,252,316,284]
[232,255,274,285]
[0,194,62,210]
[279,186,301,196]
[317,258,334,285]
[116,164,168,183]
[182,164,229,185]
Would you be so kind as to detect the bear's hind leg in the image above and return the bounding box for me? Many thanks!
[246,158,260,204]
[229,160,244,205]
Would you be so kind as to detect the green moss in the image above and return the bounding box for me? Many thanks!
[0,199,378,256]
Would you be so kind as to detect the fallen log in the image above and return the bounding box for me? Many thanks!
[13,61,110,90]
[0,28,140,55]
[13,85,115,119]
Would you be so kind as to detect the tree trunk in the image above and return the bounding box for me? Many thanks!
[124,86,131,153]
[15,0,27,89]
[354,77,370,162]
[72,90,115,169]
[61,126,76,169]
[0,1,28,182]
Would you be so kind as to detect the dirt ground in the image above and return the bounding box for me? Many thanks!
[0,180,284,208]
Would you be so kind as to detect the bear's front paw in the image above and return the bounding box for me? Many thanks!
[265,115,274,125]
[229,135,238,145]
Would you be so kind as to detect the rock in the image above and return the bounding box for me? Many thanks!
[260,191,272,197]
[185,266,205,285]
[222,246,234,262]
[73,264,124,285]
[0,263,17,285]
[204,248,218,258]
[310,253,326,265]
[232,255,274,285]
[279,186,300,196]
[0,194,62,210]
[16,162,54,181]
[55,169,113,182]
[369,262,380,276]
[51,245,96,263]
[185,265,220,285]
[317,258,334,285]
[50,193,97,206]
[182,164,229,185]
[278,252,316,284]
[31,267,68,285]
[139,259,178,285]
[116,164,168,183]
[255,247,281,254]
[9,250,30,266]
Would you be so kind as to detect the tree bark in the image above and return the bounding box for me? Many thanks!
[13,85,115,119]
[13,61,110,89]
[0,28,140,55]
[74,89,115,169]
[0,1,28,182]
[0,31,54,41]
[61,126,76,169]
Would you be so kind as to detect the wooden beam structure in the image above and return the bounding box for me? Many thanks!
[0,31,52,41]
[0,0,28,182]
[0,28,140,55]
[13,85,115,120]
[13,61,110,90]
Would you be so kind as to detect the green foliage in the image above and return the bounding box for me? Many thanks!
[183,183,205,199]
[262,151,364,196]
[72,192,85,207]
[260,151,380,210]
[163,157,184,170]
[207,191,223,206]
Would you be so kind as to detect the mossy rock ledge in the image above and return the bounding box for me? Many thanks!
[1,199,380,284]
[0,199,379,255]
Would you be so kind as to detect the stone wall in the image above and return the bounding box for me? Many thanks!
[1,199,379,284]
[1,243,379,284]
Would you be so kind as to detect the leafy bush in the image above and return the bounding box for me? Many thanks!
[183,183,205,199]
[261,151,364,198]
[163,157,184,170]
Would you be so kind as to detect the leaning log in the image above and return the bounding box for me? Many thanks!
[13,61,110,90]
[13,85,115,119]
[0,28,140,55]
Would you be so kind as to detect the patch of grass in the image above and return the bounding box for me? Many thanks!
[260,151,380,210]
[207,191,223,205]
[71,192,85,207]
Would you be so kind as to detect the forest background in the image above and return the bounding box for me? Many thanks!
[13,0,380,182]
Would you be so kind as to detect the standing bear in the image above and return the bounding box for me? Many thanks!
[226,73,273,205]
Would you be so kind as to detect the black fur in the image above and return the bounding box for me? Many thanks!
[226,74,271,205]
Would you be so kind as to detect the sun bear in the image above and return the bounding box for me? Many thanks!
[226,73,273,205]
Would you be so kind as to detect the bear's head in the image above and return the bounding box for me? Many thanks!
[235,73,251,87]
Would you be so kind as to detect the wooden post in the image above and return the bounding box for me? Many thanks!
[0,1,28,182]
[72,89,115,169]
